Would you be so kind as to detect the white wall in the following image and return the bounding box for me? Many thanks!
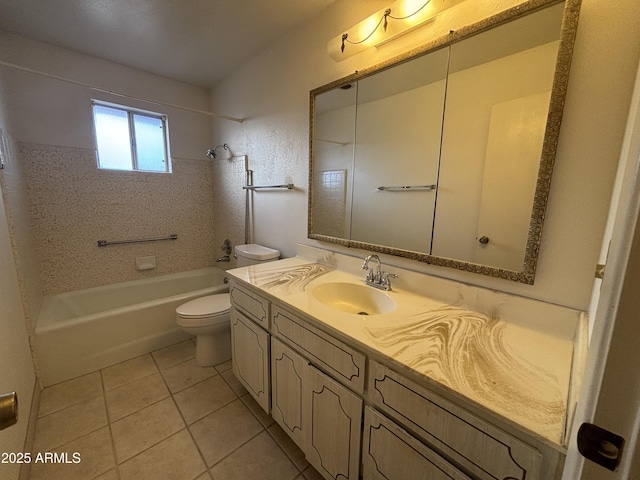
[210,0,640,311]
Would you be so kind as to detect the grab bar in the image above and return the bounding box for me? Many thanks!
[243,184,294,190]
[377,184,436,191]
[97,234,178,247]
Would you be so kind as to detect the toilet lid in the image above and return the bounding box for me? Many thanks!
[176,293,230,318]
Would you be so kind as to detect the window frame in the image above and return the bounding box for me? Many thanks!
[91,100,171,173]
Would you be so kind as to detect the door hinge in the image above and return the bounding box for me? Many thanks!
[577,422,625,471]
[595,264,606,279]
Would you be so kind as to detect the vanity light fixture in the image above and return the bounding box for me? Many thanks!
[329,0,466,61]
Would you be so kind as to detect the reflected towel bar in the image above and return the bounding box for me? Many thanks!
[243,184,294,190]
[97,234,178,247]
[378,184,436,191]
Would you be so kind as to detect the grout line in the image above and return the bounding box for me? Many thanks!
[151,342,211,480]
[32,340,256,480]
[100,368,122,480]
[264,423,308,474]
[206,428,267,470]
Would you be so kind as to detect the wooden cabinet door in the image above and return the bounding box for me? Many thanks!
[271,337,307,447]
[304,364,362,480]
[363,407,472,480]
[230,308,270,413]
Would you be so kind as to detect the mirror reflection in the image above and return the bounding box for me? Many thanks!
[309,0,579,284]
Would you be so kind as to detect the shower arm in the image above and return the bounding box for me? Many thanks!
[206,143,228,159]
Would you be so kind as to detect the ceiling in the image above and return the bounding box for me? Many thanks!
[0,0,336,88]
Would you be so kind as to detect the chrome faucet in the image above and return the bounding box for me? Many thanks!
[362,254,397,291]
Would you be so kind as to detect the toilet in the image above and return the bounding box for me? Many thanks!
[176,244,280,366]
[234,243,280,267]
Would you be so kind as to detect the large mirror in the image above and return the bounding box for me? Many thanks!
[309,0,581,284]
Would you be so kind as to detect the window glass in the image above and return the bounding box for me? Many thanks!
[93,105,133,170]
[133,114,167,172]
[92,102,170,173]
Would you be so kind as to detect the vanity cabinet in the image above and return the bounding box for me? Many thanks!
[230,309,270,412]
[270,304,364,480]
[271,337,306,446]
[270,335,362,480]
[271,304,365,394]
[304,363,362,480]
[229,277,563,480]
[229,281,271,413]
[368,360,543,480]
[363,406,472,480]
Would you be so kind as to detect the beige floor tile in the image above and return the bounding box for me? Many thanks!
[214,360,232,373]
[189,398,263,467]
[210,430,299,480]
[173,375,237,425]
[111,397,185,463]
[194,472,212,480]
[101,354,158,391]
[34,395,107,451]
[105,373,170,422]
[160,358,217,394]
[119,429,206,480]
[29,426,115,480]
[267,423,309,471]
[240,393,275,427]
[152,339,196,370]
[38,372,103,417]
[220,368,248,396]
[94,469,119,480]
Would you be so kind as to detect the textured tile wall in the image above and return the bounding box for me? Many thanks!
[0,129,43,333]
[20,142,219,294]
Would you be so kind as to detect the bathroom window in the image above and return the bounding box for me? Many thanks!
[92,101,171,172]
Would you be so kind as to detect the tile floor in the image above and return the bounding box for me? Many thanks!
[28,338,323,480]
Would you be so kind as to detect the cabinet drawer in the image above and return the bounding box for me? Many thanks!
[363,407,472,480]
[368,361,542,480]
[271,304,365,394]
[230,281,270,329]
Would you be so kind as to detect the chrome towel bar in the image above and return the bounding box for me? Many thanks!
[243,184,294,190]
[97,234,178,247]
[377,184,436,191]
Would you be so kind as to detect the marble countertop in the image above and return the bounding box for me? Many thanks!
[227,257,577,446]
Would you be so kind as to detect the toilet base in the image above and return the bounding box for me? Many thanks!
[195,330,231,366]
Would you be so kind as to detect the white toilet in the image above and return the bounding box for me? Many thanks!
[234,243,280,267]
[176,244,280,366]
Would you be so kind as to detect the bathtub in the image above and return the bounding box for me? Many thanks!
[35,267,229,386]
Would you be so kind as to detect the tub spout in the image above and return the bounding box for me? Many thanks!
[216,255,230,263]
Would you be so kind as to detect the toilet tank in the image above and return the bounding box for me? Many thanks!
[234,244,280,267]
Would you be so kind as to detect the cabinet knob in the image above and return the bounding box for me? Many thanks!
[478,236,490,245]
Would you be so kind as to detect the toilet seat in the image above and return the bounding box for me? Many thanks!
[176,294,230,327]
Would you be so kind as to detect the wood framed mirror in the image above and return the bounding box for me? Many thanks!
[308,0,581,284]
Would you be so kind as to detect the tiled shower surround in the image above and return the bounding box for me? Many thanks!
[20,142,220,294]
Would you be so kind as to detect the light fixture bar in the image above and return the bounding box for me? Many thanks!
[328,0,467,62]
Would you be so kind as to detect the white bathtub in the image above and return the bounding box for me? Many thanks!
[35,267,229,386]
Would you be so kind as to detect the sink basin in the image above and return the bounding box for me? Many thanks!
[310,282,397,315]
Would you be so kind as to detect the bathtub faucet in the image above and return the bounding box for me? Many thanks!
[216,255,230,263]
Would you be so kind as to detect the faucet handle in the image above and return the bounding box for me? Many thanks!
[380,271,398,288]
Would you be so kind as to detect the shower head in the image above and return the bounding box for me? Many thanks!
[206,143,229,159]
